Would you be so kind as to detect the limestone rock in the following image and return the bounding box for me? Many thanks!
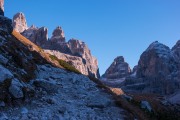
[13,12,28,33]
[103,56,131,79]
[68,39,100,78]
[22,25,38,43]
[50,26,65,43]
[123,41,180,95]
[137,41,173,79]
[13,13,100,78]
[0,0,4,16]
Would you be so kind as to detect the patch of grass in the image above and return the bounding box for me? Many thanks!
[49,55,81,74]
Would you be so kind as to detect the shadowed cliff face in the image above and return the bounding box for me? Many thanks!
[13,12,100,78]
[119,41,180,95]
[102,56,131,79]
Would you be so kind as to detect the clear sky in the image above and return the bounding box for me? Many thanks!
[5,0,180,75]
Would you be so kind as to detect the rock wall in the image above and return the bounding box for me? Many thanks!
[123,41,180,95]
[12,12,100,78]
[13,12,28,33]
[102,56,131,79]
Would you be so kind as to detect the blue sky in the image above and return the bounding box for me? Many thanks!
[5,0,180,75]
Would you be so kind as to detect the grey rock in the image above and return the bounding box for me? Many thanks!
[0,101,5,107]
[50,26,65,43]
[9,79,24,99]
[141,101,152,112]
[13,12,28,33]
[33,79,58,93]
[0,113,8,120]
[0,54,8,65]
[14,12,100,78]
[0,65,13,83]
[103,56,131,79]
[21,107,29,114]
[0,15,13,33]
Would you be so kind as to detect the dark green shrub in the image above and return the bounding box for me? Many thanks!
[49,55,81,74]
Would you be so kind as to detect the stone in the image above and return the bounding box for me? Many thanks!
[123,41,180,95]
[33,79,58,93]
[9,79,24,99]
[0,0,4,16]
[0,54,8,65]
[0,15,13,33]
[13,12,28,33]
[50,26,65,43]
[68,39,100,78]
[21,107,29,114]
[141,101,152,112]
[22,25,38,43]
[137,41,172,78]
[0,101,5,107]
[13,12,100,78]
[0,65,13,83]
[102,56,131,79]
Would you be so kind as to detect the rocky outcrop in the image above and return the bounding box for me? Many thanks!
[50,26,65,43]
[22,25,38,43]
[0,0,4,16]
[102,56,131,79]
[68,39,100,78]
[122,41,180,95]
[0,15,13,33]
[13,12,28,33]
[136,41,173,79]
[13,12,100,78]
[45,49,100,78]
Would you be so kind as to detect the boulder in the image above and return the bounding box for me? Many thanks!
[50,26,65,43]
[0,65,13,83]
[9,79,24,99]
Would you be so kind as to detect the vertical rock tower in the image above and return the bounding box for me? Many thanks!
[0,0,4,16]
[13,12,28,33]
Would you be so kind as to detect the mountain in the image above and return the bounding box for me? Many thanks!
[102,56,131,79]
[103,41,180,96]
[0,1,130,119]
[13,13,100,78]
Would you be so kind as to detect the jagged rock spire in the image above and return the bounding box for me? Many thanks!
[13,12,28,33]
[0,0,4,16]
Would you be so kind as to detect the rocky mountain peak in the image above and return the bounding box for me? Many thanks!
[114,56,125,64]
[171,40,180,63]
[0,0,4,16]
[102,56,131,79]
[50,26,65,43]
[13,12,28,33]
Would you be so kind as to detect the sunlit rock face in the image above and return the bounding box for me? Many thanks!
[68,39,100,78]
[102,56,131,79]
[50,26,65,43]
[13,12,100,78]
[0,0,4,16]
[13,12,28,33]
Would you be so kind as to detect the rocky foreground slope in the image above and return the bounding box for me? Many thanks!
[13,13,100,78]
